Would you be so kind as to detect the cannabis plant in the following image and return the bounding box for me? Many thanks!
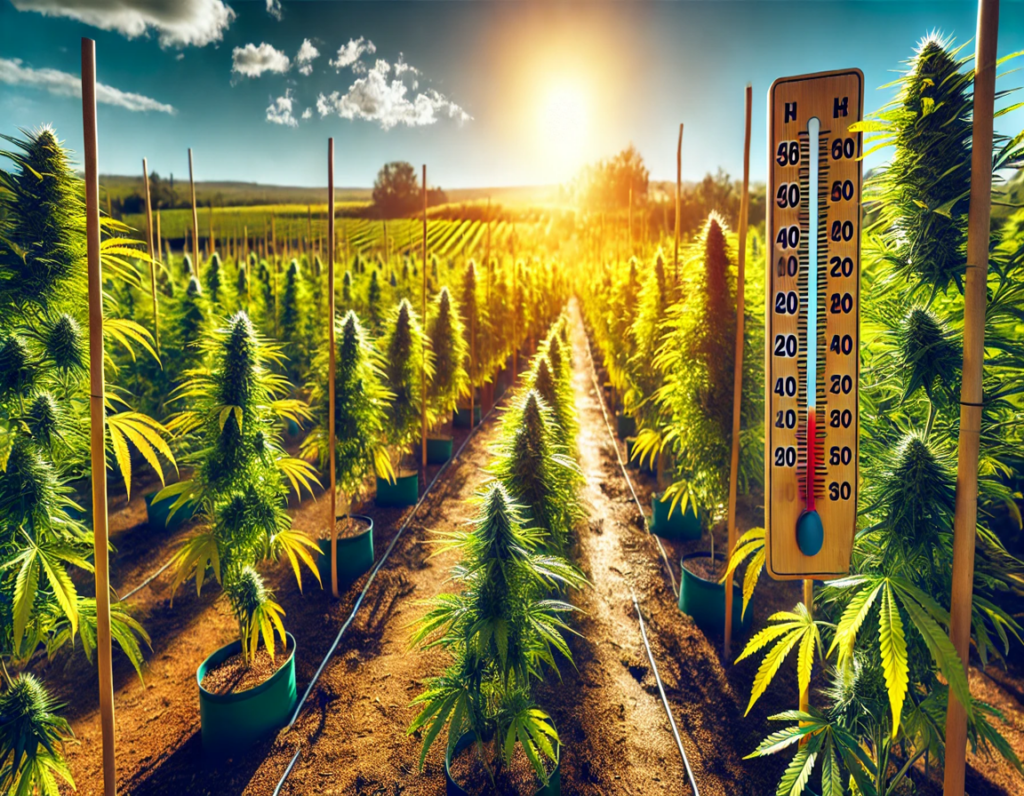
[409,483,584,786]
[302,309,394,514]
[280,259,307,384]
[0,672,74,796]
[490,389,582,554]
[378,299,434,469]
[157,313,321,655]
[427,286,470,425]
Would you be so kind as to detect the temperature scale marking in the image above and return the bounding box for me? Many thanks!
[766,70,863,580]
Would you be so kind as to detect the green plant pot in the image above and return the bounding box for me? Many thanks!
[196,632,297,756]
[678,553,753,637]
[650,493,701,540]
[376,471,419,507]
[616,413,636,440]
[144,491,196,530]
[426,436,453,464]
[445,730,560,796]
[454,405,482,429]
[316,515,374,591]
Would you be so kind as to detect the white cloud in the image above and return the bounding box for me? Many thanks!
[11,0,235,48]
[316,59,469,131]
[232,42,290,79]
[176,53,185,61]
[296,39,319,76]
[266,0,282,21]
[266,88,298,127]
[0,57,176,113]
[301,107,312,119]
[330,37,376,71]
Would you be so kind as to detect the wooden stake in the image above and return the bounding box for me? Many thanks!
[724,86,752,657]
[188,148,199,268]
[800,579,813,713]
[675,123,683,285]
[421,164,428,468]
[81,37,117,796]
[327,140,340,599]
[142,158,160,355]
[209,205,215,257]
[944,2,999,792]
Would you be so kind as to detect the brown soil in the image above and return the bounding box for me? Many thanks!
[37,302,1024,796]
[449,740,557,796]
[681,555,724,582]
[328,515,371,540]
[200,643,293,696]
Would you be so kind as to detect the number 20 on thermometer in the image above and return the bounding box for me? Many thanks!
[765,70,862,580]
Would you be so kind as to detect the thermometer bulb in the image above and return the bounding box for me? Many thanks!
[797,410,824,556]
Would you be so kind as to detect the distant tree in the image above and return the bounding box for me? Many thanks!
[373,161,420,217]
[574,144,649,210]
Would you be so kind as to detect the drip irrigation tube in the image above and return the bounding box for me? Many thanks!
[631,586,701,796]
[582,327,679,598]
[272,388,505,796]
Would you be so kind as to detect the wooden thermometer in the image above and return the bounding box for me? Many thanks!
[765,69,862,580]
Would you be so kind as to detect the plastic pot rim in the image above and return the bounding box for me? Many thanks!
[196,632,297,705]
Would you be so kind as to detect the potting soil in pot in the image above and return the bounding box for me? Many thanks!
[200,640,293,696]
[682,554,722,581]
[449,743,557,796]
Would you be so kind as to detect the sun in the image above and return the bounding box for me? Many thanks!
[537,82,590,178]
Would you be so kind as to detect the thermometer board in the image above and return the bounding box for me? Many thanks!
[765,70,862,580]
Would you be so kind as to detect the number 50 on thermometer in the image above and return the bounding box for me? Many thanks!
[765,70,862,580]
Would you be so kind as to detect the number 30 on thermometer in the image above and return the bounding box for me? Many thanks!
[765,70,862,580]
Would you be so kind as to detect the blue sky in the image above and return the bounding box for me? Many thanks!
[2,0,1024,189]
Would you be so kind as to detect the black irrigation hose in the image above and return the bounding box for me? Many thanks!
[631,586,701,796]
[117,557,175,603]
[272,392,504,796]
[581,327,679,598]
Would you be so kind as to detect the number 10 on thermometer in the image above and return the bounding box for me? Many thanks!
[765,70,862,580]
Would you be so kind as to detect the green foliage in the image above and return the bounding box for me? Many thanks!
[409,483,583,785]
[224,566,286,664]
[378,299,433,457]
[280,259,307,383]
[490,389,582,554]
[157,312,321,625]
[0,673,74,796]
[653,214,762,518]
[427,287,470,418]
[302,310,394,496]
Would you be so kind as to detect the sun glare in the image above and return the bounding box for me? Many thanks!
[537,82,590,179]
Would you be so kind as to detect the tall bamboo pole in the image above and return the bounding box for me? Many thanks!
[208,205,214,257]
[142,158,159,354]
[155,209,161,265]
[327,140,340,599]
[82,37,117,796]
[511,226,518,379]
[188,148,199,268]
[724,86,752,658]
[421,165,429,467]
[944,2,999,792]
[675,124,683,285]
[800,578,813,713]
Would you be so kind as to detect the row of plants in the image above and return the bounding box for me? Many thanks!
[0,128,177,795]
[408,316,587,794]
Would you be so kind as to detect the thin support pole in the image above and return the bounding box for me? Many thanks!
[800,579,813,713]
[328,140,339,599]
[944,2,999,793]
[724,86,752,657]
[675,123,683,285]
[82,36,117,796]
[142,157,159,354]
[188,148,199,268]
[421,164,428,468]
